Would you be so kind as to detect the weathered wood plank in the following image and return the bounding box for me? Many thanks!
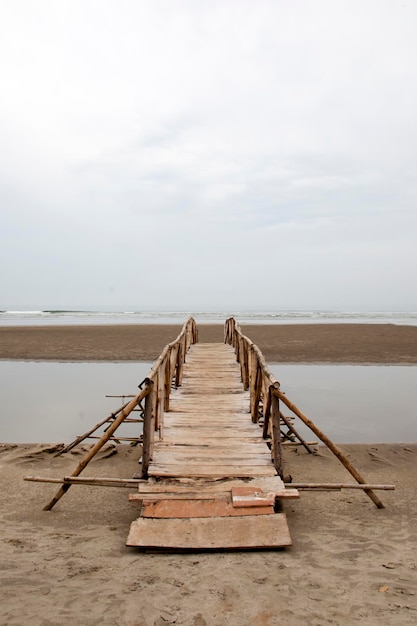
[148,464,277,478]
[152,453,274,466]
[130,488,300,501]
[155,443,270,452]
[129,491,234,502]
[141,498,274,518]
[138,476,286,493]
[126,514,292,549]
[161,435,266,444]
[231,486,275,508]
[164,424,266,434]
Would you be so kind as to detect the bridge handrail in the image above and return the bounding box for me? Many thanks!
[141,316,198,477]
[224,317,285,474]
[224,316,279,420]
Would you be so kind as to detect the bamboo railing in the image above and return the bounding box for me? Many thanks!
[224,317,386,508]
[225,317,286,477]
[140,316,198,477]
[37,317,197,508]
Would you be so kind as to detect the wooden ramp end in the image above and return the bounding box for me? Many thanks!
[126,514,292,550]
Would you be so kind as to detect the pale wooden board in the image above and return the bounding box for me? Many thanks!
[152,445,272,457]
[130,491,234,502]
[163,419,257,426]
[126,514,292,549]
[275,488,300,499]
[129,489,300,506]
[161,434,266,444]
[156,443,271,452]
[231,486,275,508]
[153,446,272,456]
[148,464,277,478]
[130,489,299,501]
[161,425,266,436]
[152,451,272,460]
[139,476,286,493]
[152,453,274,466]
[141,498,274,518]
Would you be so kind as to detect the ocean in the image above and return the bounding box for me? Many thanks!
[1,308,417,326]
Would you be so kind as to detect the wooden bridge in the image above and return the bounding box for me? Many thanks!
[25,318,393,551]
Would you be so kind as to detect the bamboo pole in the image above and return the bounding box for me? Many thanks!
[241,340,249,390]
[249,348,262,422]
[164,346,172,412]
[279,410,314,454]
[141,380,154,478]
[25,476,141,487]
[275,390,386,508]
[43,385,151,511]
[85,436,142,442]
[175,341,184,387]
[24,476,396,491]
[282,441,318,446]
[56,400,131,455]
[262,386,272,439]
[252,365,262,423]
[270,388,283,477]
[285,483,395,490]
[157,367,165,436]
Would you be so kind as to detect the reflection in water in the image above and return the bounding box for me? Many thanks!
[0,361,152,443]
[0,362,416,444]
[270,364,417,444]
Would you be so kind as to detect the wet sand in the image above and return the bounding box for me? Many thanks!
[1,323,417,624]
[1,322,417,362]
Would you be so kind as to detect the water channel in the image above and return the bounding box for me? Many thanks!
[0,361,416,444]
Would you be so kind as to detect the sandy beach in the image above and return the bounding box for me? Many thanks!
[1,323,417,625]
[1,322,417,362]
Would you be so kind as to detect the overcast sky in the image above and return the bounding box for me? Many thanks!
[1,0,416,311]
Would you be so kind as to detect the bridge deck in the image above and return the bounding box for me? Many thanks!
[150,343,277,478]
[127,343,296,549]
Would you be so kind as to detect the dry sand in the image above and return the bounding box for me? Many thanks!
[1,323,417,625]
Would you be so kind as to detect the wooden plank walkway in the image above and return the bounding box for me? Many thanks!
[151,343,277,478]
[127,343,298,549]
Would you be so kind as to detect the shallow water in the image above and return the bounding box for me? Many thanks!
[0,362,416,444]
[270,364,417,444]
[0,361,152,443]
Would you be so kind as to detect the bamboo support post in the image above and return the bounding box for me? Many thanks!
[156,369,164,437]
[141,380,155,478]
[42,385,151,511]
[262,386,272,439]
[270,386,283,477]
[175,342,184,387]
[275,390,386,508]
[164,347,172,412]
[253,367,263,423]
[240,340,249,390]
[249,350,262,422]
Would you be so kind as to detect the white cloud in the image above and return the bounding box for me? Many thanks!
[1,0,417,309]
